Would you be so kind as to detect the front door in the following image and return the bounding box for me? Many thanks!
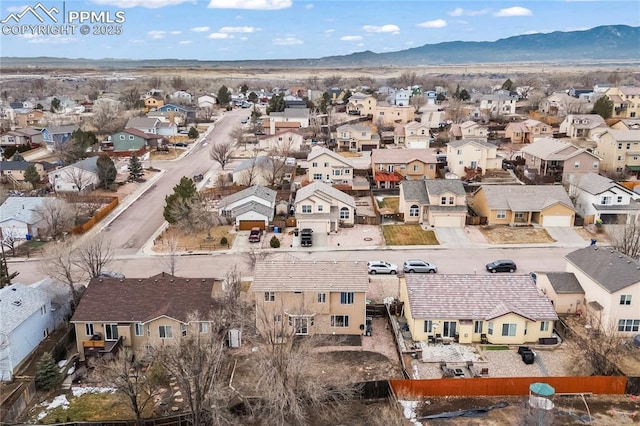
[443,321,457,338]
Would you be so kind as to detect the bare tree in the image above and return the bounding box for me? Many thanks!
[39,241,83,306]
[89,78,111,93]
[157,227,180,276]
[209,140,234,171]
[63,167,96,193]
[120,87,142,109]
[73,233,114,278]
[410,95,426,113]
[396,71,418,88]
[91,100,125,133]
[93,348,164,425]
[35,198,75,239]
[230,125,248,150]
[610,222,640,260]
[244,247,268,273]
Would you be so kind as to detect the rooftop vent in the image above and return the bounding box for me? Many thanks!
[12,300,22,306]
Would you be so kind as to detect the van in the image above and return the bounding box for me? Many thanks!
[249,227,262,243]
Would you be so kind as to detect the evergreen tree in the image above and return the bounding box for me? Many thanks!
[240,84,249,94]
[50,97,61,112]
[217,85,231,105]
[187,126,199,139]
[459,89,471,101]
[23,164,41,188]
[128,154,144,181]
[270,236,281,248]
[163,177,198,223]
[35,352,62,391]
[96,154,117,189]
[592,95,614,119]
[501,79,513,91]
[11,152,25,162]
[267,93,285,114]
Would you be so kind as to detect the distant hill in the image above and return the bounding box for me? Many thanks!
[2,25,638,69]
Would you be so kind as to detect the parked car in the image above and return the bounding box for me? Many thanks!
[173,142,188,147]
[98,271,126,279]
[485,259,517,273]
[248,227,262,243]
[403,260,437,273]
[367,261,398,275]
[300,228,313,247]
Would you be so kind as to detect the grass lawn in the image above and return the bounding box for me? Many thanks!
[382,224,439,245]
[480,226,555,244]
[31,392,145,423]
[482,345,510,351]
[377,197,399,212]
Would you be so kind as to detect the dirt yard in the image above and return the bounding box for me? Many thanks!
[480,225,556,244]
[382,225,439,245]
[152,225,235,253]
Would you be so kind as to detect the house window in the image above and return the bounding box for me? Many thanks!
[318,293,327,303]
[105,324,119,341]
[457,149,462,155]
[324,162,329,167]
[620,295,632,305]
[441,196,447,205]
[85,323,94,336]
[496,210,506,219]
[514,212,525,219]
[40,305,47,315]
[424,320,433,333]
[331,315,349,328]
[129,135,134,140]
[627,143,631,149]
[501,323,517,336]
[317,205,323,212]
[333,169,342,176]
[340,207,350,219]
[135,323,144,336]
[617,196,623,203]
[273,314,281,322]
[159,325,173,339]
[302,205,312,213]
[574,161,580,168]
[119,135,125,140]
[312,162,318,167]
[449,197,455,205]
[340,292,354,304]
[409,205,419,217]
[313,173,322,180]
[593,161,598,169]
[264,291,275,302]
[413,164,419,172]
[344,169,350,174]
[199,322,209,333]
[540,321,550,332]
[387,165,394,172]
[601,196,611,205]
[488,322,494,335]
[474,321,483,334]
[618,319,640,332]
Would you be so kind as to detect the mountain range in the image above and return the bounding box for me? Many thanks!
[2,25,638,69]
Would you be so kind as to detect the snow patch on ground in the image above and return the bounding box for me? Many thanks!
[71,386,117,397]
[399,400,422,425]
[37,395,69,420]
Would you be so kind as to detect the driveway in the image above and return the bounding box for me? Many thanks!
[291,231,328,248]
[434,227,474,247]
[544,227,589,247]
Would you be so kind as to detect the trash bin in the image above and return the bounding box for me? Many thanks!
[274,227,280,234]
[25,234,32,241]
[293,228,299,236]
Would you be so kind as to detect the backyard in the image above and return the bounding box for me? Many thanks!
[377,197,399,213]
[382,224,439,245]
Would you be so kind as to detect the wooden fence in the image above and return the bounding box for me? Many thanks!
[69,197,119,234]
[390,376,628,398]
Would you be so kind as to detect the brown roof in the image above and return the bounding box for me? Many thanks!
[71,275,218,324]
[252,260,368,292]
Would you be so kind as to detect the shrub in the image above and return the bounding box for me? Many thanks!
[220,237,228,246]
[35,352,62,391]
[270,236,280,248]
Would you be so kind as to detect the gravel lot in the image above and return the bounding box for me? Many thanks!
[481,345,577,377]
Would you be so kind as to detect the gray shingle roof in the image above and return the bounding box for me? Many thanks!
[401,180,429,204]
[404,274,557,321]
[447,139,497,149]
[295,181,355,208]
[307,147,352,166]
[252,260,369,292]
[71,157,99,174]
[0,197,50,225]
[544,272,584,294]
[479,185,574,212]
[425,179,466,196]
[565,246,640,293]
[218,185,277,208]
[231,201,275,220]
[0,161,35,171]
[0,283,50,334]
[125,117,159,129]
[575,172,633,196]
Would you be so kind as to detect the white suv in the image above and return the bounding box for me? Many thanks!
[367,261,398,275]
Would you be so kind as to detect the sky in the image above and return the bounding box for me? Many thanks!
[0,0,638,61]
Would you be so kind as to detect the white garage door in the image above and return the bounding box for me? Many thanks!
[432,215,464,227]
[296,220,329,234]
[542,215,572,227]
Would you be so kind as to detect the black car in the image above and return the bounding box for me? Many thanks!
[486,259,517,273]
[300,228,313,247]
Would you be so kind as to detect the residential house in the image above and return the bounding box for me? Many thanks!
[253,258,368,336]
[559,114,608,139]
[424,90,438,105]
[605,86,640,119]
[258,130,304,152]
[0,282,69,381]
[419,109,445,131]
[144,95,165,110]
[306,147,353,186]
[41,125,78,151]
[170,91,192,103]
[218,185,277,230]
[448,121,488,141]
[0,197,52,240]
[611,119,640,131]
[197,94,218,109]
[446,139,501,177]
[294,181,356,233]
[0,128,43,147]
[504,119,553,144]
[71,274,220,362]
[327,88,347,104]
[565,246,640,335]
[106,128,162,153]
[14,109,44,128]
[478,94,518,116]
[268,108,310,133]
[394,121,432,148]
[159,103,196,122]
[232,156,286,187]
[594,129,640,175]
[0,161,46,183]
[346,92,377,116]
[569,87,593,98]
[399,179,467,227]
[534,272,585,314]
[539,92,591,117]
[371,149,439,189]
[48,157,100,192]
[569,172,640,225]
[335,124,380,152]
[399,274,557,344]
[125,117,160,134]
[373,104,415,126]
[393,88,411,106]
[520,137,601,184]
[471,185,576,227]
[157,121,178,137]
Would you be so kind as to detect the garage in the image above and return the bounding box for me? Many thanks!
[541,215,573,227]
[431,214,465,227]
[238,220,266,231]
[296,220,329,234]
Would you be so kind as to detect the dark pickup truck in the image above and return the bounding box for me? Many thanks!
[300,228,313,247]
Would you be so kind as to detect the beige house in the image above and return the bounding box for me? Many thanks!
[268,108,310,132]
[594,129,640,175]
[471,185,576,227]
[399,179,467,227]
[534,272,585,315]
[446,139,501,177]
[505,119,553,144]
[559,114,608,139]
[371,149,439,189]
[144,95,164,110]
[253,258,368,336]
[306,147,353,186]
[71,275,220,362]
[520,137,601,185]
[400,274,557,345]
[539,92,591,117]
[611,118,640,131]
[346,92,377,116]
[605,86,640,119]
[373,104,415,126]
[258,130,305,152]
[394,121,432,148]
[335,124,380,152]
[294,181,356,233]
[565,246,640,335]
[448,120,488,140]
[0,161,46,183]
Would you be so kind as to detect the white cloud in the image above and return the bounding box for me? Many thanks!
[448,7,464,16]
[191,26,210,32]
[340,35,362,41]
[219,26,258,33]
[448,7,490,16]
[179,40,192,45]
[325,29,335,34]
[494,6,533,17]
[239,36,248,40]
[148,30,166,39]
[170,30,181,35]
[417,19,447,28]
[208,32,231,39]
[305,3,313,9]
[273,36,303,45]
[207,0,291,10]
[27,35,76,44]
[363,24,400,33]
[92,0,194,8]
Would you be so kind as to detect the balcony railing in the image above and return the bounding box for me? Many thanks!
[83,337,123,357]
